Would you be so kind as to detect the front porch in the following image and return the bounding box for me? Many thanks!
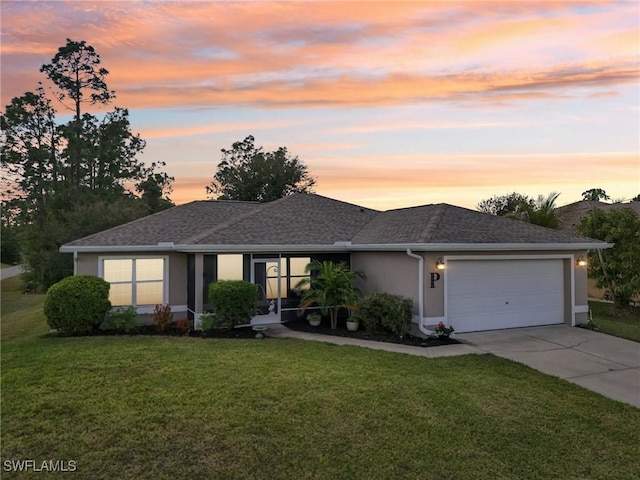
[185,252,350,328]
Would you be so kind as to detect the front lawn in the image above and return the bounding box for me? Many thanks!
[2,278,639,479]
[589,301,640,342]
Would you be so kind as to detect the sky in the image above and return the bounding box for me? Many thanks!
[1,0,639,211]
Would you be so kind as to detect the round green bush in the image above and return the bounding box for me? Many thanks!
[208,280,258,329]
[359,292,413,337]
[44,275,111,333]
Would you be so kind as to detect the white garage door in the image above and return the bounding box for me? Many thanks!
[447,259,565,333]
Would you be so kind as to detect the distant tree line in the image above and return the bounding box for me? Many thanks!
[1,39,173,290]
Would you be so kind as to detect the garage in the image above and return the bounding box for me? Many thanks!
[446,258,565,333]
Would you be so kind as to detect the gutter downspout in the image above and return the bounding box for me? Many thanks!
[73,251,78,276]
[406,249,432,336]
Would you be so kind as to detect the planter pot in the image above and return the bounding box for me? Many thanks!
[308,315,321,327]
[346,320,359,332]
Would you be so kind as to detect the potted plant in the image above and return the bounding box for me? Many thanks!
[296,260,365,330]
[307,312,322,327]
[346,315,360,332]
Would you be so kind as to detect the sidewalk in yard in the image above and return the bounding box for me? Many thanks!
[265,323,482,358]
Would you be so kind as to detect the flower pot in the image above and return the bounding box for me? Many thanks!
[307,314,321,327]
[346,320,359,332]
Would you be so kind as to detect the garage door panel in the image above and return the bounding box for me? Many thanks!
[447,259,565,333]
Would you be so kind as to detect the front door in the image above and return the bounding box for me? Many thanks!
[251,258,282,325]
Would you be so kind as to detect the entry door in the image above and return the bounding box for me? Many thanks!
[251,258,282,325]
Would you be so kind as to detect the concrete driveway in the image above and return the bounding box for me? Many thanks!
[0,265,22,281]
[456,325,640,408]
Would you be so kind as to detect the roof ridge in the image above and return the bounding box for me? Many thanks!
[419,204,447,242]
[182,201,267,244]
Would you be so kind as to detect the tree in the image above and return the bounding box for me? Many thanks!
[41,39,114,190]
[582,188,610,202]
[522,192,561,229]
[136,168,175,213]
[576,208,640,309]
[295,261,364,330]
[477,191,561,228]
[2,39,173,291]
[477,192,533,217]
[632,194,640,202]
[207,135,316,202]
[0,87,59,223]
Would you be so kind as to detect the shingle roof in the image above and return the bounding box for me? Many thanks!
[64,200,259,246]
[352,203,600,244]
[62,193,608,250]
[556,200,640,233]
[191,193,379,245]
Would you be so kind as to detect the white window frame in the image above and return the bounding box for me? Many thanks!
[99,255,170,313]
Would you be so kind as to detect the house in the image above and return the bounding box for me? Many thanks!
[60,193,611,334]
[556,200,640,234]
[556,199,640,302]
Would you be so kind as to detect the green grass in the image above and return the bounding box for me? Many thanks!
[2,278,640,479]
[1,262,14,269]
[590,301,640,342]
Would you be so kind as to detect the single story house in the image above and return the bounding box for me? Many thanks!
[60,193,611,334]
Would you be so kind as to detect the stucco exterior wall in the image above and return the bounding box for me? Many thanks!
[350,252,420,315]
[352,249,590,326]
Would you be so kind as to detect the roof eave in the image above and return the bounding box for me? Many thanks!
[60,241,613,254]
[176,244,351,253]
[347,242,613,251]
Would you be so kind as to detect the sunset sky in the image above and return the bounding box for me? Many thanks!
[1,1,638,210]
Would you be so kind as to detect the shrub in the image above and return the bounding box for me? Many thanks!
[43,275,111,333]
[152,304,173,332]
[200,312,218,331]
[173,318,192,335]
[104,306,137,333]
[208,280,258,329]
[359,292,413,337]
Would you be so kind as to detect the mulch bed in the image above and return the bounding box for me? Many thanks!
[284,319,459,347]
[46,325,258,339]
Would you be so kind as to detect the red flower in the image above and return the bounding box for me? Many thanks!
[437,321,445,328]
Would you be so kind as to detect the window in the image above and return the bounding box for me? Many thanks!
[289,257,310,293]
[217,254,243,280]
[102,257,166,307]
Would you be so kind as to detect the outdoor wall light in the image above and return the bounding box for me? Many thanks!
[576,256,587,267]
[435,257,446,270]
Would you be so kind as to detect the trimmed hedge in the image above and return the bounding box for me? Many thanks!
[359,292,413,337]
[44,275,111,333]
[208,280,258,329]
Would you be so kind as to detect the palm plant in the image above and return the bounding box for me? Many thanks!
[296,260,365,329]
[518,192,561,228]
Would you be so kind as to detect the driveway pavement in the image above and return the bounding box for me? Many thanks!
[0,265,22,281]
[269,323,639,408]
[456,325,640,408]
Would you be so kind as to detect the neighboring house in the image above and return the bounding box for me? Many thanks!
[557,200,640,302]
[556,200,640,234]
[60,193,610,334]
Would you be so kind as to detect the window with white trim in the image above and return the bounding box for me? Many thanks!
[102,258,166,306]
